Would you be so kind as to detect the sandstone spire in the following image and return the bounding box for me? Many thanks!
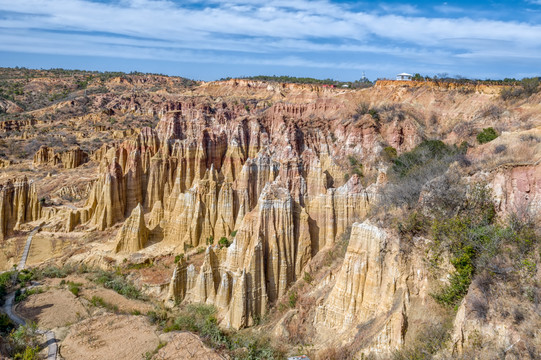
[114,204,149,253]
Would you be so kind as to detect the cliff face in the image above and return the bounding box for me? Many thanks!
[115,204,149,253]
[60,95,385,329]
[4,72,539,358]
[313,222,428,353]
[0,177,41,241]
[492,164,541,219]
[33,145,89,169]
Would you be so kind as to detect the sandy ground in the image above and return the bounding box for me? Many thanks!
[153,332,225,360]
[81,286,154,314]
[15,288,89,329]
[0,235,26,271]
[0,250,10,271]
[25,233,72,267]
[60,314,160,360]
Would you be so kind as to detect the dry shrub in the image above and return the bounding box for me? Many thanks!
[317,346,353,360]
[469,294,488,320]
[473,272,493,296]
[285,293,316,345]
[513,308,525,324]
[476,104,503,120]
[469,130,541,170]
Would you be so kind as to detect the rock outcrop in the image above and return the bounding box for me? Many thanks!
[0,177,42,241]
[58,95,388,329]
[33,145,59,166]
[114,204,149,253]
[314,221,428,354]
[33,145,88,169]
[492,164,541,220]
[0,159,10,168]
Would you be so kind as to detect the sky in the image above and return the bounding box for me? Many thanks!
[0,0,540,81]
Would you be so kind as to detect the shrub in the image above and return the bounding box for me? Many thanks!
[398,211,430,238]
[470,295,488,320]
[288,291,298,308]
[167,304,228,348]
[383,140,464,208]
[429,183,539,307]
[477,127,498,144]
[168,303,283,358]
[230,230,237,237]
[494,144,507,154]
[15,287,43,303]
[383,146,398,160]
[174,254,184,263]
[473,272,493,296]
[67,281,82,297]
[0,271,15,304]
[93,270,144,300]
[90,296,119,312]
[368,109,380,122]
[432,246,475,306]
[33,265,74,279]
[0,313,14,334]
[9,322,40,358]
[17,270,34,285]
[14,346,39,360]
[521,77,540,96]
[218,237,230,248]
[392,140,458,178]
[392,321,451,360]
[147,309,168,327]
[353,102,370,119]
[513,308,525,324]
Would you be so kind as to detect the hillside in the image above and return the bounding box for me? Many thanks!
[0,68,540,360]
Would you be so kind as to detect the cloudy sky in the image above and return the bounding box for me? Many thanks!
[0,0,540,80]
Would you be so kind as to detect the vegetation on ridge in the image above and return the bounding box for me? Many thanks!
[221,74,373,88]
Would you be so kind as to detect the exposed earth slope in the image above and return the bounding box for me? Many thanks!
[0,68,540,359]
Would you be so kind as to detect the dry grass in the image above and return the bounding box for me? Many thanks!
[467,127,541,171]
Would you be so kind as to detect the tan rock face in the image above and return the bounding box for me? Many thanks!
[4,73,540,357]
[0,177,41,241]
[0,159,10,168]
[114,203,148,253]
[56,96,386,329]
[314,221,428,353]
[33,145,58,166]
[33,145,88,169]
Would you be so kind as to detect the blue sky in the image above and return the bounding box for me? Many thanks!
[0,0,540,81]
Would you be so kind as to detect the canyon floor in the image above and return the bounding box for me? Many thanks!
[0,68,540,359]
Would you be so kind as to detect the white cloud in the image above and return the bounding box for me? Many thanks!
[0,0,539,74]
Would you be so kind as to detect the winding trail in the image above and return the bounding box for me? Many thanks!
[0,226,58,360]
[17,226,40,271]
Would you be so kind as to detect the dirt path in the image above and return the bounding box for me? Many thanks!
[2,292,25,326]
[17,226,40,271]
[2,226,59,360]
[1,292,58,360]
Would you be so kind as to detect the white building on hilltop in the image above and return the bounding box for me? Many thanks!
[396,72,413,81]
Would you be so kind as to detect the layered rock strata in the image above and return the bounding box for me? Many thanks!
[33,145,89,169]
[314,221,428,353]
[0,177,42,241]
[58,97,393,328]
[115,204,149,253]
